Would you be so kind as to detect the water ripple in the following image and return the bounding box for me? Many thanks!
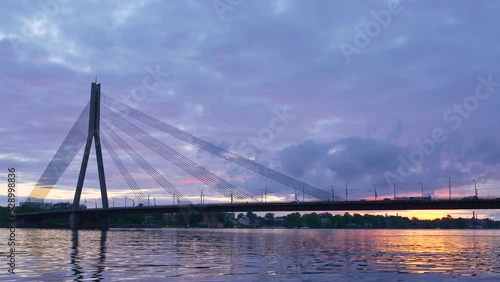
[1,229,499,281]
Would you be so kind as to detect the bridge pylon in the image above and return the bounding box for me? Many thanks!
[70,81,109,230]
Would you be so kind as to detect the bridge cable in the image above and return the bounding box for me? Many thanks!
[100,134,149,206]
[101,106,258,203]
[102,94,339,201]
[27,102,90,202]
[102,122,192,205]
[102,107,256,203]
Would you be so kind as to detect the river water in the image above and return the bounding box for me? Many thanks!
[1,228,499,281]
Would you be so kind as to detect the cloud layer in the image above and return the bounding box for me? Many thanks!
[1,0,500,217]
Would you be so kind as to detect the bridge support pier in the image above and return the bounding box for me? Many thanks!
[70,81,110,230]
[70,212,110,230]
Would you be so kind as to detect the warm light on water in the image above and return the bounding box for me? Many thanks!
[1,228,499,281]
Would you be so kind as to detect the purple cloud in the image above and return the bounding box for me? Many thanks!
[1,0,500,218]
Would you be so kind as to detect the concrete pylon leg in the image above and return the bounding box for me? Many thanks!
[70,211,109,230]
[71,82,109,230]
[70,212,79,230]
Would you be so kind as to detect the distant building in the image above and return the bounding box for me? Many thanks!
[20,200,83,210]
[238,215,250,226]
[20,201,51,209]
[363,220,373,227]
[224,213,235,221]
[320,218,331,227]
[163,213,177,222]
[274,216,285,226]
[52,202,72,209]
[263,217,274,226]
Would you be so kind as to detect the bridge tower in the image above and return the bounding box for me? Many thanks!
[70,81,109,229]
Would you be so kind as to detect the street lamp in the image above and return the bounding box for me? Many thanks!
[331,185,335,202]
[373,184,377,201]
[449,177,452,200]
[420,182,423,197]
[302,185,305,202]
[345,182,348,201]
[473,179,478,197]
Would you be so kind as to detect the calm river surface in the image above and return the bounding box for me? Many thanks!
[1,228,500,281]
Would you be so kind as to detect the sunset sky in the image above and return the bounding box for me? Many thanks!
[1,0,500,219]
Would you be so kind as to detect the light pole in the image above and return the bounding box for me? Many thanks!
[132,198,135,207]
[331,185,335,201]
[473,179,478,197]
[393,181,396,199]
[154,197,156,206]
[148,194,150,206]
[345,182,348,201]
[373,184,377,201]
[420,182,423,197]
[303,186,305,202]
[449,177,452,200]
[265,186,267,203]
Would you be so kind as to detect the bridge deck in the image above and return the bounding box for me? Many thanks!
[17,199,500,220]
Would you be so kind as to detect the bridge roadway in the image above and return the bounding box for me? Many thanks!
[17,198,500,222]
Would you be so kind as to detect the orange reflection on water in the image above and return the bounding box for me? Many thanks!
[365,229,493,274]
[4,228,499,279]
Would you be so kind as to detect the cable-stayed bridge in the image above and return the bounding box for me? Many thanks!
[18,82,500,229]
[20,82,342,229]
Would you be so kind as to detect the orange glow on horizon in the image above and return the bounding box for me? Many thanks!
[331,210,486,220]
[268,209,496,220]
